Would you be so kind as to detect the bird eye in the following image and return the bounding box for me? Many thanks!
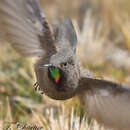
[63,62,68,66]
[61,62,68,67]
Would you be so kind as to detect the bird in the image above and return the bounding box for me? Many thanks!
[0,0,130,129]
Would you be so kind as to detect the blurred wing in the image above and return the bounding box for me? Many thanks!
[55,17,77,51]
[0,0,56,57]
[78,77,130,130]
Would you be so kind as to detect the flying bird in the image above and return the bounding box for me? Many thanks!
[0,0,130,129]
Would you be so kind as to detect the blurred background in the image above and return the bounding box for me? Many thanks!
[0,0,130,129]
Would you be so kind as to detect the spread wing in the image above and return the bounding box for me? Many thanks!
[0,0,56,57]
[78,77,130,130]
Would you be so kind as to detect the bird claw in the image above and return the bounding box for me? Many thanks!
[33,82,44,94]
[40,91,44,94]
[34,82,39,91]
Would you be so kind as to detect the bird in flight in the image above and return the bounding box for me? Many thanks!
[0,0,130,129]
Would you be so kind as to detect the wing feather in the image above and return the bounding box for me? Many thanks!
[78,77,130,130]
[0,0,56,57]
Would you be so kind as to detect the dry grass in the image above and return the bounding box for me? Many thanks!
[0,0,130,129]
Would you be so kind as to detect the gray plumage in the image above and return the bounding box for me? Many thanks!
[0,0,56,57]
[78,77,130,130]
[0,0,130,130]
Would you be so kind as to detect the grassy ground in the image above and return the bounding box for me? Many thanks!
[0,0,130,129]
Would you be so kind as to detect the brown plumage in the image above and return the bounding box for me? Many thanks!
[0,0,56,57]
[78,76,130,130]
[0,0,130,129]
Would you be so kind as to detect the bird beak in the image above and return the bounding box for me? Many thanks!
[39,64,53,69]
[43,64,52,67]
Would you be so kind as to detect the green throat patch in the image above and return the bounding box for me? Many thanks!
[49,67,60,83]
